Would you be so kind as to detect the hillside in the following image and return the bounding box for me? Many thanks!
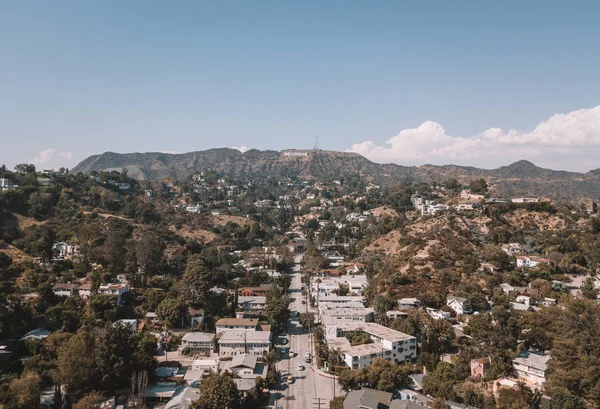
[73,149,600,202]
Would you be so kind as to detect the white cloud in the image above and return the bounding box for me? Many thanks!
[348,105,600,172]
[30,148,74,170]
[232,146,249,153]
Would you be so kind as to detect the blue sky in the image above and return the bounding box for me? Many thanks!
[1,1,600,171]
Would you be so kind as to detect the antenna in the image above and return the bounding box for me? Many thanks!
[313,134,319,151]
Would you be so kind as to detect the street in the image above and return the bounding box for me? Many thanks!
[271,254,339,409]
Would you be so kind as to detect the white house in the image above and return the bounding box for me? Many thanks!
[446,296,473,315]
[52,283,78,297]
[397,298,421,309]
[98,283,129,297]
[512,351,550,390]
[516,256,553,269]
[0,178,17,191]
[325,322,417,369]
[218,330,271,356]
[215,318,259,332]
[237,296,267,312]
[320,306,375,323]
[181,332,215,356]
[426,308,451,320]
[113,319,138,334]
[501,243,524,255]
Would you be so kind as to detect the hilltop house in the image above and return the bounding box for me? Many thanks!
[447,296,473,315]
[181,332,215,356]
[512,351,551,390]
[516,256,554,269]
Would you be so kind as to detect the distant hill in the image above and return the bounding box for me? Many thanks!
[72,149,600,202]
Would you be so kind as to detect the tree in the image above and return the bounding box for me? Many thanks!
[95,324,135,395]
[265,284,290,334]
[329,396,345,409]
[468,178,488,195]
[192,373,241,409]
[299,312,315,330]
[14,163,36,174]
[9,371,41,409]
[136,233,164,275]
[157,297,185,329]
[58,330,98,399]
[73,391,106,409]
[431,398,451,409]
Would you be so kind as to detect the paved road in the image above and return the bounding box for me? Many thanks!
[272,254,338,409]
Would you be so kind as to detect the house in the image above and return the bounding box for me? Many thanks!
[215,318,259,332]
[393,388,434,407]
[164,386,200,409]
[512,351,551,390]
[426,308,451,320]
[446,296,473,315]
[455,202,478,211]
[386,311,408,320]
[325,322,417,369]
[389,400,423,409]
[20,328,52,341]
[113,319,138,334]
[237,296,267,312]
[221,353,267,379]
[78,282,93,299]
[146,312,159,322]
[52,242,80,259]
[397,298,420,309]
[511,197,539,203]
[239,286,271,297]
[188,308,204,328]
[218,330,271,356]
[316,295,364,306]
[471,357,491,379]
[499,283,527,295]
[0,178,17,191]
[52,283,78,297]
[516,256,554,268]
[343,388,392,409]
[320,306,375,323]
[408,373,425,391]
[501,243,524,255]
[98,283,129,297]
[181,332,215,356]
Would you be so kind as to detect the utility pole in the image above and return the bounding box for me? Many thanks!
[313,397,326,409]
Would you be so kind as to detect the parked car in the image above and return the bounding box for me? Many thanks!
[281,338,288,345]
[281,347,287,354]
[305,357,311,363]
[297,365,304,371]
[287,375,293,384]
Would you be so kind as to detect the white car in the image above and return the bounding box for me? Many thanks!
[289,348,294,357]
[297,365,304,371]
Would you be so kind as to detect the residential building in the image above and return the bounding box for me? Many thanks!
[78,282,93,299]
[52,242,80,259]
[516,256,554,268]
[446,296,473,315]
[386,311,408,320]
[0,178,17,191]
[220,353,267,380]
[237,296,267,312]
[239,286,270,297]
[113,319,138,334]
[325,322,417,369]
[511,197,539,203]
[316,295,364,306]
[397,298,420,309]
[389,401,423,409]
[343,388,392,409]
[320,306,375,323]
[501,243,524,255]
[393,388,434,407]
[426,308,451,320]
[20,328,51,341]
[471,357,491,379]
[52,283,78,297]
[215,318,259,332]
[181,332,215,356]
[512,351,551,390]
[218,330,271,356]
[164,386,200,409]
[98,283,129,297]
[188,308,204,328]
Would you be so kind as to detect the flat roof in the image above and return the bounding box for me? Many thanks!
[182,332,215,342]
[327,322,415,342]
[218,330,271,343]
[215,318,258,327]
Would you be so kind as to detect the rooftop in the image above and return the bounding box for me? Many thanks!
[513,351,551,371]
[215,318,259,327]
[218,330,271,343]
[182,332,215,343]
[343,388,392,409]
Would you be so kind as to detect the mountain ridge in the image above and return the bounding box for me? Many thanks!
[72,149,600,202]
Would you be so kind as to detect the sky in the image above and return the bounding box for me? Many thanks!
[1,0,600,172]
